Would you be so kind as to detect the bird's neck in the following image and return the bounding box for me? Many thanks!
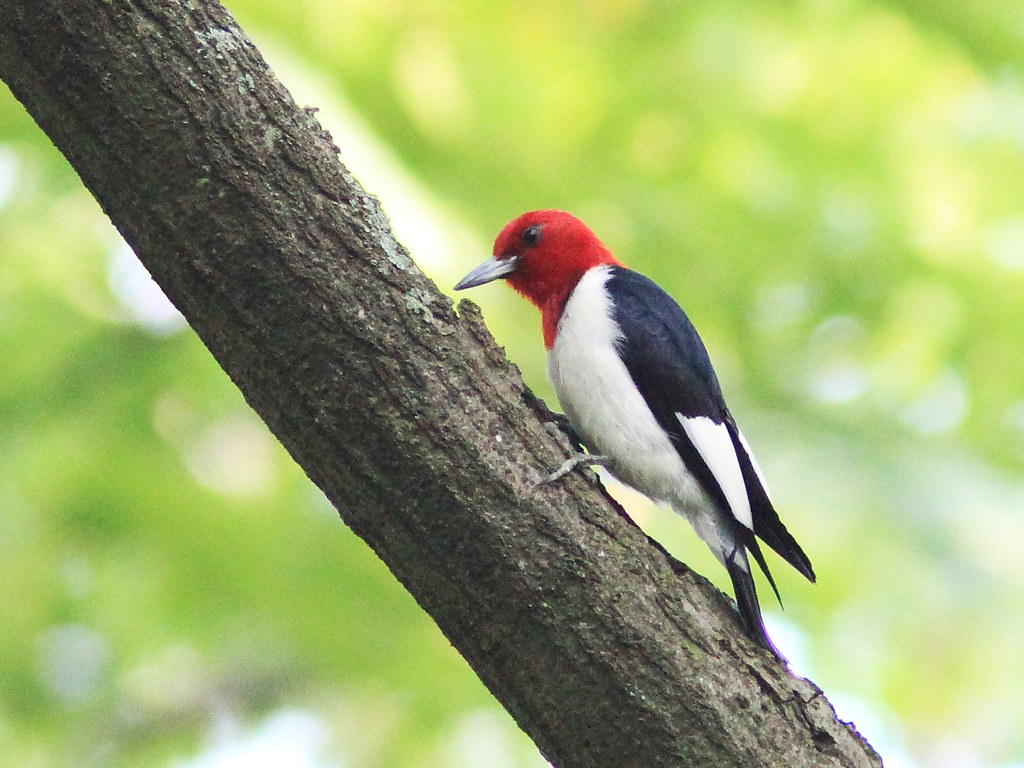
[539,274,584,349]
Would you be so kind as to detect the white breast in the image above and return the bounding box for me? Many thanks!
[548,267,711,523]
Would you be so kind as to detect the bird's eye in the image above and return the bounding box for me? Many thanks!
[521,225,543,247]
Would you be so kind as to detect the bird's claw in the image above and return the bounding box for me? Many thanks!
[546,414,585,452]
[538,453,610,486]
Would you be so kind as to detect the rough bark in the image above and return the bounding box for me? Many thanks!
[0,2,882,767]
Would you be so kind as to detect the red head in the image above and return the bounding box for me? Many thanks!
[455,210,623,347]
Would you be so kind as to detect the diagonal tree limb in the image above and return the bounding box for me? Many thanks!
[0,2,882,766]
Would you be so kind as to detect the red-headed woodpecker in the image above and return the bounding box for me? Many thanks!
[455,210,815,656]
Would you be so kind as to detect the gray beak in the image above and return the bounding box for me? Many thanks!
[454,256,518,290]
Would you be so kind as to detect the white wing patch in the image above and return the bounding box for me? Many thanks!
[678,415,753,530]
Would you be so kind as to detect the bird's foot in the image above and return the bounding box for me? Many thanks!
[539,453,610,486]
[544,414,585,452]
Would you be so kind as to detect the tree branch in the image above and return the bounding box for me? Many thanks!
[0,2,882,766]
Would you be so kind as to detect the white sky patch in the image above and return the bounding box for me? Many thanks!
[765,612,920,768]
[36,623,111,707]
[0,144,19,209]
[827,693,919,768]
[448,709,548,768]
[185,413,278,498]
[173,709,340,768]
[108,242,187,334]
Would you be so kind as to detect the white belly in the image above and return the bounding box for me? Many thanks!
[548,268,709,518]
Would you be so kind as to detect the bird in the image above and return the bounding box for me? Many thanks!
[454,209,815,656]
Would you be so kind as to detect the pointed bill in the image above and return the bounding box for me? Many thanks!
[454,256,518,290]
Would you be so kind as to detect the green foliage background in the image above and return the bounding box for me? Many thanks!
[2,1,1023,766]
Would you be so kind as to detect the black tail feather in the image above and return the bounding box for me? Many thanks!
[725,550,785,661]
[745,538,782,606]
[725,420,816,583]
